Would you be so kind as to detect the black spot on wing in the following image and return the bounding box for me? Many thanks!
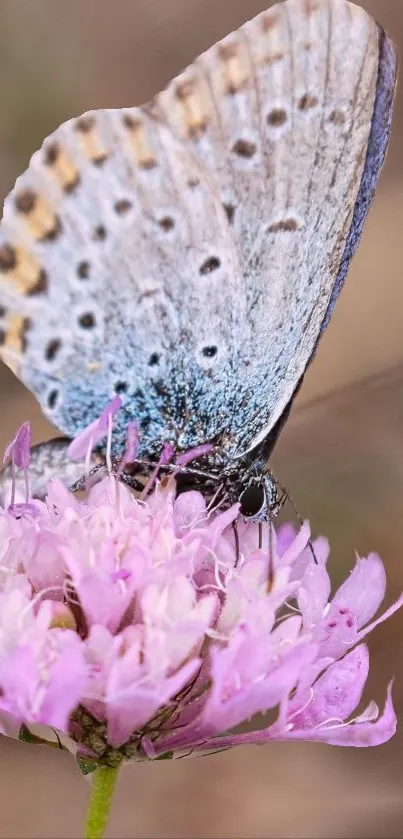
[199,256,221,275]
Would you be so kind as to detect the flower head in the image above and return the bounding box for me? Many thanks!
[0,419,401,771]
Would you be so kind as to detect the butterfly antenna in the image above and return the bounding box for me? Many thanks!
[126,456,218,483]
[263,480,275,590]
[267,518,276,591]
[69,461,105,493]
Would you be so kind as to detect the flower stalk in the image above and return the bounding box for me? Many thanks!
[85,764,120,839]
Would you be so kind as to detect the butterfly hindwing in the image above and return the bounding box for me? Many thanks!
[158,0,395,454]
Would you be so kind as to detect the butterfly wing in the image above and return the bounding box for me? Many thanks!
[0,0,396,464]
[158,0,396,456]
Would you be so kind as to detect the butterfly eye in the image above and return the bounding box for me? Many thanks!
[239,483,267,520]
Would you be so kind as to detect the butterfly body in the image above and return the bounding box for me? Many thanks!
[0,0,397,512]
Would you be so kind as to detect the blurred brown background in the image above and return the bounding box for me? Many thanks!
[1,1,403,837]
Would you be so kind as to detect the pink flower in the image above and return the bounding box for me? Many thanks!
[0,420,401,770]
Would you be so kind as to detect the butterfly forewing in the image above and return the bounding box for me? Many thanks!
[0,0,396,468]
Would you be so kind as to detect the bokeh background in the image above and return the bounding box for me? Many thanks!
[0,1,403,836]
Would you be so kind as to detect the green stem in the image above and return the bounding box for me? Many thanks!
[85,765,120,839]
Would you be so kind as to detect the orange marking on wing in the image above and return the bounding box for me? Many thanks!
[123,116,157,168]
[260,11,278,32]
[75,117,109,165]
[174,78,211,138]
[44,142,80,192]
[5,246,45,294]
[14,189,61,242]
[1,313,31,372]
[30,201,60,241]
[218,40,250,95]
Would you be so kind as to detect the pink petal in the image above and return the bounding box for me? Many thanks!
[62,552,135,633]
[285,681,396,747]
[279,521,311,568]
[3,422,31,469]
[182,681,396,754]
[0,633,86,733]
[107,659,200,748]
[23,530,65,593]
[157,643,317,752]
[206,642,316,733]
[176,444,213,467]
[173,491,206,535]
[98,396,122,433]
[332,554,386,629]
[36,634,87,730]
[120,421,140,468]
[208,504,240,547]
[290,536,330,583]
[287,644,369,729]
[67,397,122,461]
[67,419,101,462]
[275,523,297,556]
[298,562,331,628]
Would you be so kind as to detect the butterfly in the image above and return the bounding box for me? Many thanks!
[0,0,397,517]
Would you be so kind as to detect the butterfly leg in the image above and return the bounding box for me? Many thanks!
[232,519,241,567]
[0,437,100,504]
